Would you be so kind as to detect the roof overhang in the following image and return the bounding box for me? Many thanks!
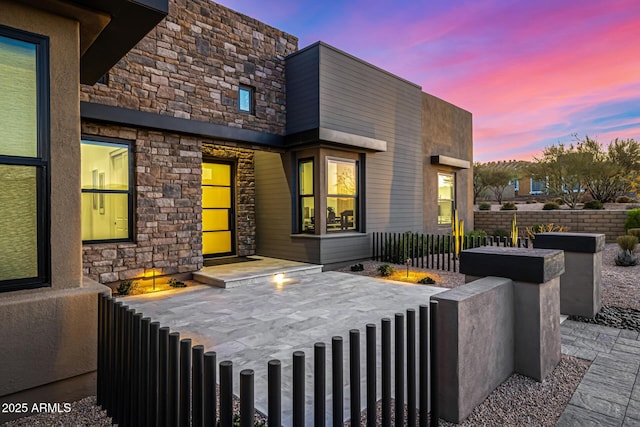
[285,127,387,152]
[430,155,470,169]
[19,0,168,85]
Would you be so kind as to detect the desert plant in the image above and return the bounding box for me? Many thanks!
[583,200,604,209]
[168,278,187,288]
[543,202,560,210]
[553,198,565,205]
[377,264,395,277]
[492,228,509,238]
[526,199,538,204]
[350,263,364,272]
[617,235,639,251]
[500,202,517,210]
[465,229,488,239]
[418,276,436,285]
[616,195,635,203]
[117,280,138,296]
[452,209,464,257]
[615,235,638,266]
[625,208,640,231]
[525,223,569,240]
[478,202,491,211]
[510,213,518,246]
[627,228,640,238]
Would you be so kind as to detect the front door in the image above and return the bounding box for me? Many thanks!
[202,161,235,257]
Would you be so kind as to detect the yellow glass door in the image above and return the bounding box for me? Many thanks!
[202,162,234,256]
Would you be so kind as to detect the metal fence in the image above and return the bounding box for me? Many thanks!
[97,294,440,427]
[371,232,530,272]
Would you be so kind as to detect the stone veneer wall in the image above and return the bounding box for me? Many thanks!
[81,122,256,283]
[474,210,628,242]
[79,0,297,135]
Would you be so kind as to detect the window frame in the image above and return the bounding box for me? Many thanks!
[238,85,254,114]
[437,172,455,226]
[0,25,50,292]
[326,157,359,233]
[81,136,135,244]
[297,158,315,233]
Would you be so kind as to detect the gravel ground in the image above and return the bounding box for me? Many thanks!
[7,244,634,426]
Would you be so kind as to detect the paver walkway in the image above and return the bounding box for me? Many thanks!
[558,320,640,426]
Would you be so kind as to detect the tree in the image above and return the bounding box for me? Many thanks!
[472,162,490,204]
[482,165,517,205]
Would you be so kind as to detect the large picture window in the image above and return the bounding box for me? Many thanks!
[327,158,358,232]
[81,138,133,242]
[0,26,50,291]
[437,172,455,225]
[299,159,315,233]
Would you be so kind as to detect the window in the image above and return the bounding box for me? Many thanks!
[299,159,314,233]
[81,138,133,242]
[530,178,547,195]
[437,173,455,225]
[327,158,358,232]
[0,26,49,291]
[509,179,519,192]
[238,85,254,114]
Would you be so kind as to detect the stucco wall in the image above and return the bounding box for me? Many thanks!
[422,92,474,234]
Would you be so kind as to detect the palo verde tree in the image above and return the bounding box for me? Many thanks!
[481,165,518,205]
[472,162,490,204]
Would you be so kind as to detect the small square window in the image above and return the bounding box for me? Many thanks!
[238,86,253,114]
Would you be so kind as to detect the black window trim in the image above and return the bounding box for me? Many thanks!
[0,25,50,293]
[326,156,359,233]
[297,157,314,233]
[238,85,254,114]
[81,136,135,244]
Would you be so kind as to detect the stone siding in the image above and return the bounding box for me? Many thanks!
[80,0,298,135]
[81,122,256,283]
[474,210,629,242]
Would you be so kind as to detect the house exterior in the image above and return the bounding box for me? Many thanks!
[1,0,471,415]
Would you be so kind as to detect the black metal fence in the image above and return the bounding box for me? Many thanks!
[97,294,440,426]
[371,232,530,272]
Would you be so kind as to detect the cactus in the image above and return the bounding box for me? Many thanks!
[452,209,464,256]
[510,213,518,247]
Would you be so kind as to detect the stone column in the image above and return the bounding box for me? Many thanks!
[533,232,605,318]
[459,246,564,381]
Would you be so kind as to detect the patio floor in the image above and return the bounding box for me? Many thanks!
[123,269,444,424]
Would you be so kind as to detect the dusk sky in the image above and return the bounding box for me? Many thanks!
[217,0,640,162]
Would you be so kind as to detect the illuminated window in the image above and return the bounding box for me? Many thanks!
[326,158,358,232]
[299,159,315,233]
[81,138,133,242]
[0,26,49,291]
[437,173,455,225]
[238,85,254,114]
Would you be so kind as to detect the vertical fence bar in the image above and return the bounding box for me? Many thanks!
[204,351,217,427]
[140,317,151,427]
[268,360,281,427]
[435,236,440,270]
[114,302,124,424]
[419,305,429,427]
[395,313,405,427]
[430,301,439,427]
[332,337,344,427]
[420,234,425,269]
[192,345,205,427]
[314,343,326,427]
[168,332,181,427]
[366,324,376,427]
[393,233,397,263]
[149,322,160,427]
[447,236,451,272]
[97,295,104,407]
[240,369,255,427]
[220,361,233,427]
[180,338,192,427]
[104,297,113,415]
[293,351,305,427]
[407,309,416,427]
[158,327,170,427]
[350,329,361,427]
[130,312,142,427]
[381,318,391,427]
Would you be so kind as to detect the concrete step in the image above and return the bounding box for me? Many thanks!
[193,264,324,289]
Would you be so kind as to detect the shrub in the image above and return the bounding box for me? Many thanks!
[553,198,565,205]
[117,280,138,296]
[492,229,510,238]
[377,264,395,277]
[543,202,560,210]
[525,223,569,240]
[500,202,517,210]
[479,202,491,211]
[465,230,488,239]
[526,199,538,204]
[583,200,604,210]
[617,235,639,252]
[625,208,640,231]
[168,278,187,288]
[616,195,634,203]
[628,228,640,238]
[350,263,364,272]
[418,276,436,285]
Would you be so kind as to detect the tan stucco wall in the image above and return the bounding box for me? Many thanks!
[422,92,474,234]
[0,2,109,415]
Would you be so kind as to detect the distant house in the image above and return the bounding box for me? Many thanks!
[0,0,472,413]
[478,160,547,200]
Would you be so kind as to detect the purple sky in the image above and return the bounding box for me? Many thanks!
[216,0,640,162]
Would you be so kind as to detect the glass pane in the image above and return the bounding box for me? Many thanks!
[81,140,129,190]
[438,200,453,225]
[203,231,231,254]
[327,159,356,195]
[203,186,231,209]
[327,197,356,231]
[203,209,229,231]
[300,196,314,232]
[438,173,454,200]
[0,165,38,280]
[81,193,129,241]
[239,87,251,112]
[202,163,231,186]
[0,35,37,158]
[299,160,313,195]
